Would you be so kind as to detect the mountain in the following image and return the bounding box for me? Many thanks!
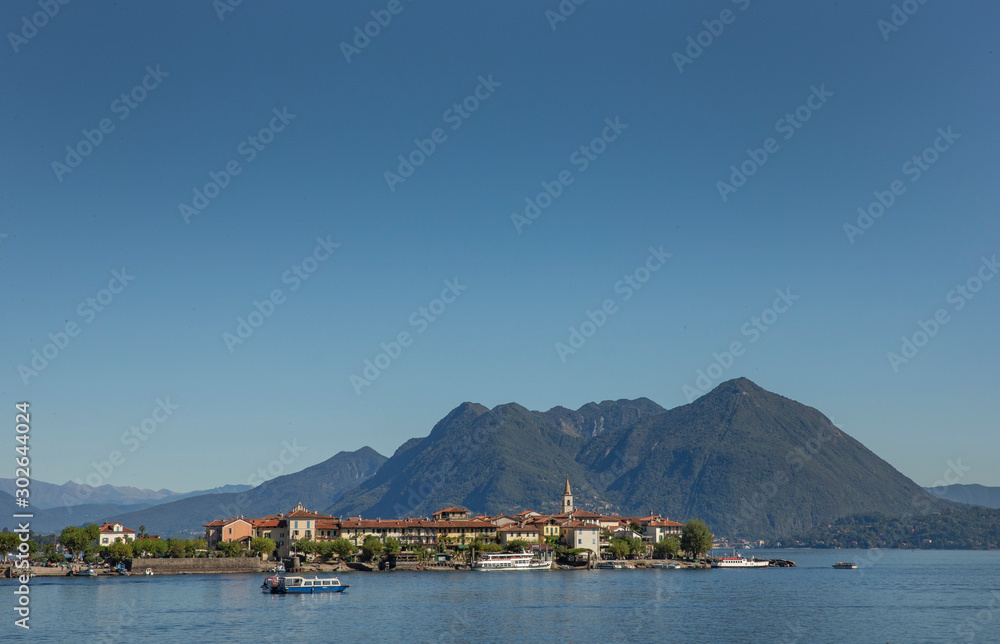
[328,379,944,539]
[772,505,1000,549]
[326,397,667,519]
[926,484,1000,509]
[0,479,253,510]
[578,378,941,537]
[1,447,387,537]
[12,378,956,541]
[95,447,387,536]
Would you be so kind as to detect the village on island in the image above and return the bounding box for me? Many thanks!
[6,478,796,578]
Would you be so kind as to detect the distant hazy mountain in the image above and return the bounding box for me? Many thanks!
[925,484,1000,509]
[88,447,387,536]
[0,478,252,510]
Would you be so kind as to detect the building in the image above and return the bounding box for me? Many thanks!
[561,477,574,513]
[201,478,684,563]
[98,522,136,545]
[561,521,601,558]
[432,507,470,521]
[203,517,253,549]
[496,524,542,547]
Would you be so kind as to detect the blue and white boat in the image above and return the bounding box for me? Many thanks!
[271,575,349,594]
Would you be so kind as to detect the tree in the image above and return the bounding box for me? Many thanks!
[106,541,133,564]
[383,537,402,555]
[59,525,98,560]
[627,521,644,534]
[292,538,316,557]
[473,540,502,553]
[681,519,714,558]
[626,536,647,557]
[133,538,167,558]
[216,541,242,557]
[0,531,18,561]
[250,537,276,558]
[653,536,680,557]
[328,538,355,562]
[168,539,188,558]
[139,525,146,539]
[608,539,630,559]
[189,538,208,556]
[505,539,531,553]
[361,535,383,561]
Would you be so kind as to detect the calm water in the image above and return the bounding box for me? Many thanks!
[4,550,999,643]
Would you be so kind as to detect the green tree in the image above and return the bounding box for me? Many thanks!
[216,541,241,557]
[472,539,503,553]
[0,531,18,561]
[626,536,647,557]
[504,539,531,553]
[653,536,680,557]
[138,525,146,539]
[680,519,714,558]
[59,525,98,560]
[627,521,644,534]
[106,541,133,564]
[250,537,276,558]
[608,539,630,559]
[328,538,355,561]
[383,537,402,554]
[168,539,188,558]
[189,538,208,556]
[361,535,383,561]
[292,538,316,556]
[137,538,168,558]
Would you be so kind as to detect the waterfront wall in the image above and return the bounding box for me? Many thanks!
[132,558,264,574]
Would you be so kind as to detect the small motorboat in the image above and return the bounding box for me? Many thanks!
[261,575,280,592]
[832,562,858,569]
[144,568,154,576]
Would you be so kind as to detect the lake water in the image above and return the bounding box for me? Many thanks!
[4,550,999,643]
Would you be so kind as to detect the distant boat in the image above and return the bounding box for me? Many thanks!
[711,552,769,568]
[472,552,551,571]
[832,562,858,569]
[270,575,349,594]
[652,562,682,569]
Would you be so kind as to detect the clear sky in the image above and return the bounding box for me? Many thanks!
[2,1,998,493]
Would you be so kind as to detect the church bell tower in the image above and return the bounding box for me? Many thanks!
[562,476,574,514]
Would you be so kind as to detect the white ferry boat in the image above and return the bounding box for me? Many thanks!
[472,552,551,571]
[711,553,769,568]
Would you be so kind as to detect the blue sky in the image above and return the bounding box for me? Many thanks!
[2,0,998,493]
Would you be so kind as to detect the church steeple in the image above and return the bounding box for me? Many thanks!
[562,476,574,513]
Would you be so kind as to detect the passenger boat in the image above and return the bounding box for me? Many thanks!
[271,576,349,594]
[471,552,551,571]
[832,562,858,569]
[711,553,769,568]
